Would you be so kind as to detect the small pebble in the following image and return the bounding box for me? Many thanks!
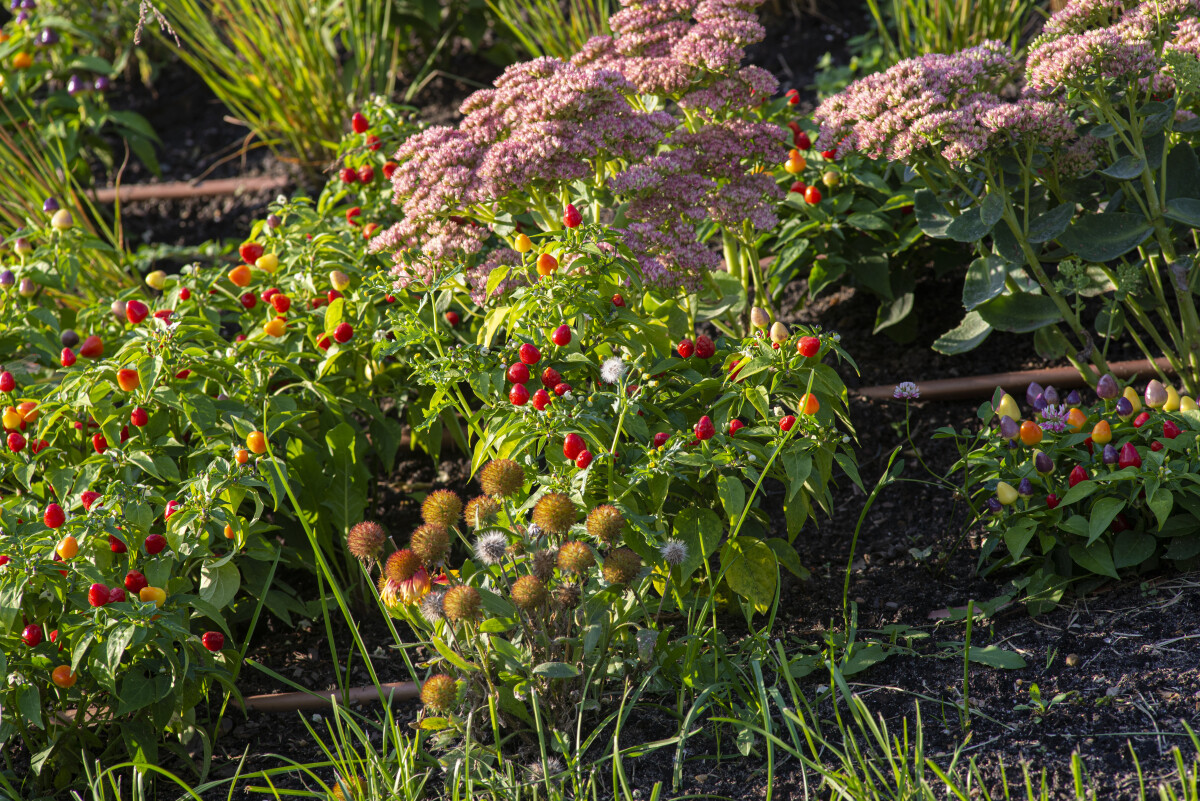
[1065,653,1080,667]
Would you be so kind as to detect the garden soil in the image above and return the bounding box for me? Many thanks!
[88,2,1200,797]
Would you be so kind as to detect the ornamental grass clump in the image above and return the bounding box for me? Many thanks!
[815,0,1200,392]
[373,0,785,316]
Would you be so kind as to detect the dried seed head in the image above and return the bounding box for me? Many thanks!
[347,521,387,561]
[421,489,463,528]
[659,539,688,567]
[443,585,481,623]
[553,584,581,609]
[533,492,577,536]
[473,531,508,565]
[531,548,558,583]
[557,541,594,575]
[602,548,641,585]
[410,523,450,564]
[420,674,458,712]
[463,495,500,529]
[384,549,422,582]
[585,504,624,546]
[480,458,524,497]
[511,575,547,610]
[419,591,446,622]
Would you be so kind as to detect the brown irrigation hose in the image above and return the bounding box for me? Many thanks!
[90,175,290,204]
[856,357,1175,401]
[55,682,418,723]
[242,681,419,713]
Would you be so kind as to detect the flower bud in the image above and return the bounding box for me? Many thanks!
[750,307,770,330]
[769,321,788,344]
[1144,379,1168,409]
[1095,373,1118,400]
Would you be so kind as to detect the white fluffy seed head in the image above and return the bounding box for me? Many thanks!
[659,539,688,567]
[473,531,508,565]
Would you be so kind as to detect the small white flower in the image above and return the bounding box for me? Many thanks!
[311,713,322,722]
[372,330,385,342]
[473,531,508,565]
[842,435,851,443]
[600,357,627,385]
[832,333,842,342]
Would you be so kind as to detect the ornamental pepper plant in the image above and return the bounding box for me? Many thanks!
[0,107,438,788]
[946,375,1200,612]
[380,223,858,616]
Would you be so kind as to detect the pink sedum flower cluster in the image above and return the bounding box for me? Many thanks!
[373,0,783,300]
[815,0,1200,171]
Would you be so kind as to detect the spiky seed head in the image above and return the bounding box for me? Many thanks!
[480,458,524,497]
[422,489,463,528]
[585,505,624,546]
[473,531,508,565]
[553,584,581,609]
[659,539,688,567]
[557,541,594,575]
[527,757,565,784]
[531,548,558,583]
[409,523,450,564]
[419,591,445,622]
[511,575,547,610]
[533,492,577,536]
[331,775,365,801]
[347,521,387,561]
[443,585,481,623]
[463,495,500,529]
[384,549,422,582]
[420,674,458,712]
[602,548,641,585]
